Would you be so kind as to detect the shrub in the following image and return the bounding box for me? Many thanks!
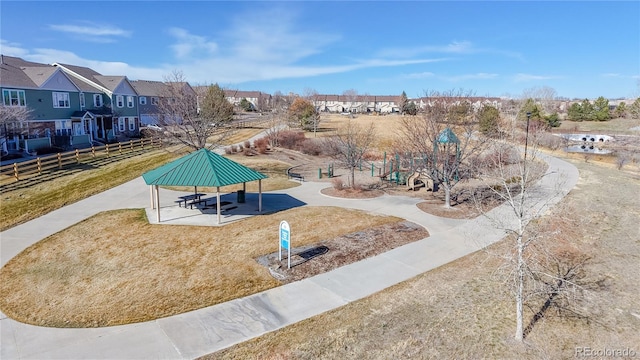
[231,145,238,153]
[300,138,323,156]
[224,147,232,155]
[362,150,382,161]
[331,177,344,190]
[277,130,306,150]
[254,137,269,154]
[244,140,251,149]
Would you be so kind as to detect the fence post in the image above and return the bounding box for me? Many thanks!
[106,143,110,157]
[13,163,19,181]
[91,146,96,158]
[58,153,62,169]
[130,139,134,151]
[141,139,145,150]
[37,158,42,174]
[75,149,80,163]
[118,142,122,154]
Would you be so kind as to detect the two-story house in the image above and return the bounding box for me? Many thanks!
[131,79,197,126]
[0,55,91,153]
[53,63,140,139]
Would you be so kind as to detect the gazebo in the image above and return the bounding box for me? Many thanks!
[142,148,268,224]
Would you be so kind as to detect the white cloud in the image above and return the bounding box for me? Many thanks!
[404,72,436,79]
[0,39,29,57]
[49,22,132,42]
[513,73,559,82]
[168,28,218,59]
[445,73,498,82]
[601,73,621,78]
[2,10,463,86]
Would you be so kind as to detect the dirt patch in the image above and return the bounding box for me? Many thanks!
[256,221,429,283]
[320,186,385,199]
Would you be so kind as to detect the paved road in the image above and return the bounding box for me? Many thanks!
[0,153,578,359]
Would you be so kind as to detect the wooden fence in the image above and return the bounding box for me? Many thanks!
[0,138,161,186]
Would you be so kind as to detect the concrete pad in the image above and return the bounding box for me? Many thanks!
[158,280,347,358]
[7,320,179,359]
[308,254,421,302]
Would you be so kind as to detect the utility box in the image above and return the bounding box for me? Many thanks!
[237,190,245,203]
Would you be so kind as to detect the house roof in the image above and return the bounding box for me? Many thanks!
[0,55,50,88]
[142,148,267,187]
[94,75,127,92]
[130,80,167,96]
[53,63,108,93]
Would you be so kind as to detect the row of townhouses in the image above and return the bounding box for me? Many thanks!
[0,54,421,154]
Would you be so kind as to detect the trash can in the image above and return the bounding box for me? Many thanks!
[237,190,245,203]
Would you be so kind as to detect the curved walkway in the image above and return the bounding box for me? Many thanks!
[0,153,579,359]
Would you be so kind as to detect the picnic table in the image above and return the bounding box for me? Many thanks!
[176,193,205,207]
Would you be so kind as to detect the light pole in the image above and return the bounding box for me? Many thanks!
[524,112,531,162]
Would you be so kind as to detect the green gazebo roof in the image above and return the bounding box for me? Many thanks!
[437,127,460,144]
[142,148,267,187]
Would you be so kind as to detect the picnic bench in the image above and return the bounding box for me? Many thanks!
[175,193,205,207]
[288,171,305,182]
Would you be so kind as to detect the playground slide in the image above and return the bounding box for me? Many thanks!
[407,172,425,191]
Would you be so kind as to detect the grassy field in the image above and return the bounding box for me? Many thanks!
[314,113,403,151]
[205,156,640,359]
[0,207,404,328]
[556,116,640,134]
[0,149,177,231]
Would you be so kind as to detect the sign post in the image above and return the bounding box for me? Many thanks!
[279,220,291,269]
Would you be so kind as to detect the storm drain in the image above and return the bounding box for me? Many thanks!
[297,245,329,260]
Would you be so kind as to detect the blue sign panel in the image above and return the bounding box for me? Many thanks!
[280,221,290,249]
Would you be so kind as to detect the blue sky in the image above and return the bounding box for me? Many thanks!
[1,1,639,99]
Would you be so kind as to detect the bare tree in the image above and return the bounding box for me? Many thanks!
[342,89,358,115]
[156,71,234,150]
[0,105,32,152]
[473,111,575,341]
[522,86,559,115]
[397,89,485,207]
[324,118,376,188]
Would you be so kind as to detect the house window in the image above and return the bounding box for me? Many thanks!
[128,117,136,131]
[151,97,159,105]
[52,92,70,108]
[139,96,147,105]
[79,93,85,108]
[94,94,103,107]
[118,118,126,132]
[127,96,134,108]
[116,95,124,108]
[2,89,26,106]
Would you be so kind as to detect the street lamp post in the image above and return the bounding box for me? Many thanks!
[524,112,531,162]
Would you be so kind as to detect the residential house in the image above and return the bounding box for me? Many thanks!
[0,55,90,153]
[53,62,140,139]
[223,89,271,112]
[131,79,197,126]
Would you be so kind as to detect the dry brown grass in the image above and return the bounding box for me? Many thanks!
[0,206,403,328]
[314,114,403,152]
[204,157,640,359]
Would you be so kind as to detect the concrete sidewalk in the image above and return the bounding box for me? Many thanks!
[0,153,579,359]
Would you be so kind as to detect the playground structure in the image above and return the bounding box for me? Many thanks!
[406,170,435,191]
[376,127,461,192]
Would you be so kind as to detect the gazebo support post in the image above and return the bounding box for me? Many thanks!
[243,182,246,192]
[149,185,154,209]
[258,179,262,212]
[155,185,160,222]
[216,186,221,224]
